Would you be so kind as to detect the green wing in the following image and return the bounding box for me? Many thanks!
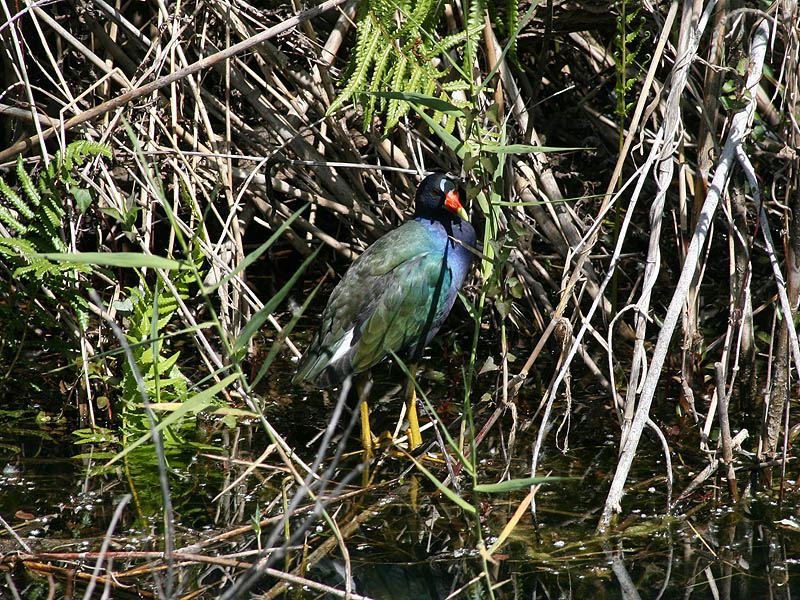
[351,250,452,373]
[295,221,452,386]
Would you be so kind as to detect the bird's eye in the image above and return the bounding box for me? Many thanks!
[439,178,455,193]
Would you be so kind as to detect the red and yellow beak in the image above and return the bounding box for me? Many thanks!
[445,190,469,221]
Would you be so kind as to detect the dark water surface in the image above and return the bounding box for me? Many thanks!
[1,341,799,600]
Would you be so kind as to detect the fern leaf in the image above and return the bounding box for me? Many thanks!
[14,157,40,213]
[436,30,468,54]
[506,0,520,65]
[395,0,433,38]
[74,294,90,331]
[45,140,112,187]
[328,16,379,114]
[35,201,67,253]
[407,63,425,95]
[331,0,479,133]
[410,0,433,24]
[464,0,484,72]
[13,258,58,279]
[67,139,112,162]
[152,350,181,378]
[0,200,29,235]
[389,63,426,132]
[441,80,471,92]
[385,55,410,130]
[364,43,395,126]
[0,236,36,257]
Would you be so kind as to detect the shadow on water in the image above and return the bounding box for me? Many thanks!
[1,336,799,599]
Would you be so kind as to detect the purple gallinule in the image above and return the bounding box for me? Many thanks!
[294,173,476,451]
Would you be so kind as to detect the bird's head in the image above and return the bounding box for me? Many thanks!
[415,173,469,221]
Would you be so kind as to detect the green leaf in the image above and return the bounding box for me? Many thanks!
[495,298,512,320]
[458,291,479,322]
[482,144,583,154]
[328,17,380,115]
[16,155,40,210]
[0,204,28,235]
[736,56,749,75]
[479,356,498,374]
[408,453,476,513]
[71,187,94,214]
[73,427,118,445]
[410,104,466,159]
[151,350,180,377]
[474,476,569,493]
[113,297,135,314]
[370,91,463,114]
[486,102,501,125]
[36,252,188,270]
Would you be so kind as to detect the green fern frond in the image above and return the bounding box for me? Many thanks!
[43,140,112,187]
[614,0,650,122]
[364,43,395,126]
[396,63,427,125]
[0,237,36,258]
[17,157,40,209]
[441,80,472,92]
[407,64,425,96]
[74,294,89,330]
[12,260,56,279]
[435,30,469,55]
[36,202,67,253]
[505,0,519,65]
[68,139,112,160]
[14,259,90,280]
[0,200,29,235]
[464,0,484,73]
[329,0,487,134]
[328,15,379,114]
[0,138,110,336]
[1,141,110,255]
[407,0,436,33]
[385,55,410,130]
[147,350,181,379]
[118,244,203,421]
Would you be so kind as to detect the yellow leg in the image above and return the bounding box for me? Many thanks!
[406,365,423,449]
[360,399,373,455]
[357,376,373,456]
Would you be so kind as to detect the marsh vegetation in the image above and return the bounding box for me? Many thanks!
[0,0,798,598]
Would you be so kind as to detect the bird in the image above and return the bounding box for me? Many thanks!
[293,173,476,452]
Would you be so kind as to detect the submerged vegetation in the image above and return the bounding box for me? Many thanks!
[0,0,799,598]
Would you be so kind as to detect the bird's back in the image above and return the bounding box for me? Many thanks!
[294,218,473,388]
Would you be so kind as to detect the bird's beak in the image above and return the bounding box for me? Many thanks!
[445,190,469,221]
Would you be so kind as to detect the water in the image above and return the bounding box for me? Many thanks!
[1,336,799,599]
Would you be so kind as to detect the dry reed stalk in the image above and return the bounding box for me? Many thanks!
[598,16,771,532]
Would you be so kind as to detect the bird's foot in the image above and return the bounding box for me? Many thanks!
[375,430,396,448]
[360,430,392,456]
[363,431,426,460]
